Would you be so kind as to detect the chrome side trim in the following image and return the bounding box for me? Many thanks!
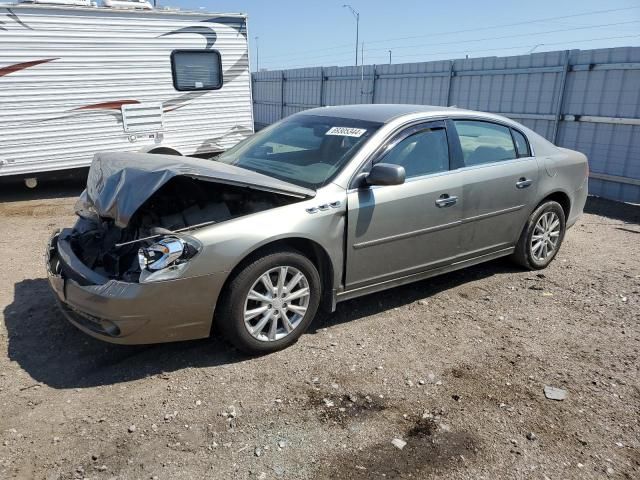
[352,219,461,250]
[460,204,525,224]
[351,204,523,250]
[452,156,535,174]
[336,247,514,303]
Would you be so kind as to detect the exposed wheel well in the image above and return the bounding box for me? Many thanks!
[216,238,335,319]
[148,147,182,156]
[539,191,571,219]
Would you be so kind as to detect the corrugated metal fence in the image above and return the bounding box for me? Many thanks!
[252,47,640,203]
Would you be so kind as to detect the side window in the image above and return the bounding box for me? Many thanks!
[454,120,516,166]
[379,127,450,178]
[511,129,531,157]
[171,50,222,91]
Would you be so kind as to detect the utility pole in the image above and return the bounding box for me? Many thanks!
[388,50,392,65]
[343,5,360,66]
[255,36,259,71]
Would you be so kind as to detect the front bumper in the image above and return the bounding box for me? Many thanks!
[46,229,226,344]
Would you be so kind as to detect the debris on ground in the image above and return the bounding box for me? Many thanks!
[544,386,568,401]
[391,438,407,450]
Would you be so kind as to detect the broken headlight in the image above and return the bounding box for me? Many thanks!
[138,237,198,272]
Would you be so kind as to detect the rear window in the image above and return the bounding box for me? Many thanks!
[171,50,222,91]
[454,120,517,166]
[511,129,531,157]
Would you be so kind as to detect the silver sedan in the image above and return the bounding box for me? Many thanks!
[47,105,589,353]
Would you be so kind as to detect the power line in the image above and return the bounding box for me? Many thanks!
[262,20,640,69]
[357,6,640,47]
[262,34,640,71]
[363,20,640,56]
[259,5,640,61]
[389,34,640,61]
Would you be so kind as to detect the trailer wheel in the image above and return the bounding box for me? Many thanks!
[148,147,181,156]
[24,177,38,189]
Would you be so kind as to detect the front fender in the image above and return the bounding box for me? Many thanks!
[188,186,347,296]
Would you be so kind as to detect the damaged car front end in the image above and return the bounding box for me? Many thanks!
[46,151,316,344]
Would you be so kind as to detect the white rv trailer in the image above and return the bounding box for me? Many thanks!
[0,0,254,186]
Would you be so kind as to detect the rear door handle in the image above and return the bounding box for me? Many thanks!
[435,194,458,207]
[516,178,533,189]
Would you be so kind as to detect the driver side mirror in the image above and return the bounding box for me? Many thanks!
[364,163,406,186]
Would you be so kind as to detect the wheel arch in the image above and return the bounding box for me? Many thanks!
[215,237,336,320]
[515,189,572,248]
[537,190,571,220]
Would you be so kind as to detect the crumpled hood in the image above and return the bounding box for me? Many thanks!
[83,152,316,228]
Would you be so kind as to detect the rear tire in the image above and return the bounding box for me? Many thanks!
[215,248,321,354]
[511,200,566,270]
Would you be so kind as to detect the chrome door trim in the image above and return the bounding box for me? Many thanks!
[350,204,524,251]
[336,246,515,302]
[352,219,462,250]
[460,204,525,223]
[454,155,536,173]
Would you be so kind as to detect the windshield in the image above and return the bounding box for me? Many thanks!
[216,114,382,189]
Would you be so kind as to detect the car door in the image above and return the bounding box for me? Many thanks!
[451,119,540,258]
[345,120,464,290]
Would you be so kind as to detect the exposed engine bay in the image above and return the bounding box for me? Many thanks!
[70,176,300,282]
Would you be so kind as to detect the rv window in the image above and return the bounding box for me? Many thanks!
[171,50,222,91]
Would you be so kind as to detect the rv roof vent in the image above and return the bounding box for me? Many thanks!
[103,0,153,9]
[18,0,92,6]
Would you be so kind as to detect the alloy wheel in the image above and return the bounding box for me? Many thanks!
[530,211,561,262]
[243,266,311,342]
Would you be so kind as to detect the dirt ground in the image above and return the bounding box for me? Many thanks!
[0,181,638,480]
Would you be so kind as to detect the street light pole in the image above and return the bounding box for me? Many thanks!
[255,36,259,71]
[343,4,360,66]
[388,50,392,65]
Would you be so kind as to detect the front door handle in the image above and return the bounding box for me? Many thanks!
[435,194,458,207]
[516,178,533,189]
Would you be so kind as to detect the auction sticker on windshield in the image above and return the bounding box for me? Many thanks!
[325,126,367,137]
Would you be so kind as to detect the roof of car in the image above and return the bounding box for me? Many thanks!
[299,104,458,124]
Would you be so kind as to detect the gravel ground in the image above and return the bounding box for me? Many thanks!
[0,182,638,480]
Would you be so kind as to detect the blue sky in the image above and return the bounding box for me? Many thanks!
[168,0,640,71]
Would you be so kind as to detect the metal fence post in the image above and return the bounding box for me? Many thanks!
[251,72,255,106]
[319,67,325,107]
[445,60,454,106]
[371,65,377,103]
[280,70,285,120]
[552,50,571,143]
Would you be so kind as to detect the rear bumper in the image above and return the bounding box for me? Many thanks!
[46,230,226,344]
[567,178,588,229]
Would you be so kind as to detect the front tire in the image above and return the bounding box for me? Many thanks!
[512,200,566,270]
[215,249,321,354]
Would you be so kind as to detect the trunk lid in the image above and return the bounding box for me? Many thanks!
[85,152,315,227]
